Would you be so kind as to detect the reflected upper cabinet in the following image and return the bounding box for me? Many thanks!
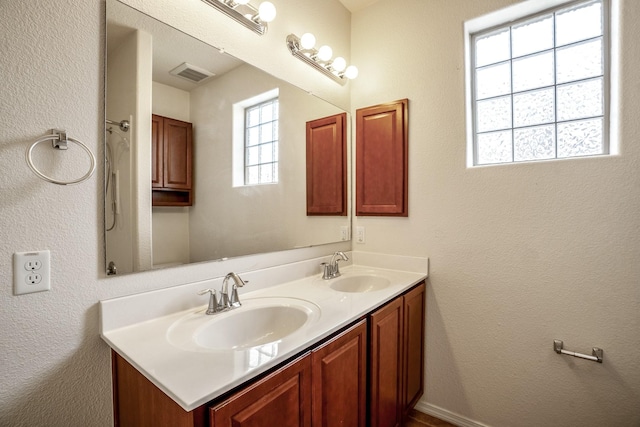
[152,114,193,206]
[306,113,348,216]
[355,99,408,216]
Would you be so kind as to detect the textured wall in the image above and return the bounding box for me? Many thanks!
[0,0,350,425]
[351,0,640,426]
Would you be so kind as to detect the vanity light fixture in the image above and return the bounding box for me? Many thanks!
[201,0,276,35]
[286,33,358,85]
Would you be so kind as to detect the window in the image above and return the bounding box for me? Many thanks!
[244,98,279,184]
[468,0,609,166]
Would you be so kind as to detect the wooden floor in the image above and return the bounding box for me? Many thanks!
[404,409,457,427]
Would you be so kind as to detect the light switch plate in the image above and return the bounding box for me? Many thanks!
[14,250,51,295]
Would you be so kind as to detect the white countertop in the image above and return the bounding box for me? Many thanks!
[100,254,427,412]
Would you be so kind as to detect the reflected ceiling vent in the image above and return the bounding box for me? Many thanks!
[169,62,215,84]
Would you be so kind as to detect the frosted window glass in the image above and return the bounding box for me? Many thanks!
[476,29,510,67]
[476,62,511,100]
[260,122,273,143]
[477,96,512,133]
[512,51,554,92]
[477,130,512,164]
[557,78,603,121]
[246,165,259,184]
[247,127,259,146]
[247,108,260,126]
[512,15,554,58]
[261,104,273,122]
[247,146,259,166]
[260,143,273,163]
[513,88,555,128]
[556,39,603,84]
[514,125,556,161]
[260,164,274,182]
[556,1,602,46]
[557,118,603,157]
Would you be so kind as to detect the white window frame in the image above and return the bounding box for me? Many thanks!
[464,0,619,167]
[232,88,279,187]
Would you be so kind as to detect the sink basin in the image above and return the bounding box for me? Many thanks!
[330,274,391,293]
[167,297,320,352]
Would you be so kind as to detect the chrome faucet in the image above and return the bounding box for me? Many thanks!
[220,272,248,309]
[198,272,248,315]
[322,251,349,280]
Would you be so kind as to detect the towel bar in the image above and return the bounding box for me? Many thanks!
[554,340,603,363]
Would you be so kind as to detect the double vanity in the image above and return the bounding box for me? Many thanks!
[100,253,428,426]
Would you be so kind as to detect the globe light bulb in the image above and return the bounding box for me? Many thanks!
[300,33,316,50]
[258,1,276,22]
[317,45,333,62]
[345,65,359,79]
[332,57,346,72]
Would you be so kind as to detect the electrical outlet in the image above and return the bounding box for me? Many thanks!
[14,250,50,295]
[356,226,365,244]
[340,226,350,241]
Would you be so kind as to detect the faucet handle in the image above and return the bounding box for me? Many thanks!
[198,288,219,315]
[321,262,333,280]
[229,284,242,308]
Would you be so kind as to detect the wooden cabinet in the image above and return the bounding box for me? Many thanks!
[311,319,367,427]
[355,99,408,216]
[370,281,425,427]
[152,114,193,206]
[111,283,424,427]
[306,113,347,216]
[210,355,312,427]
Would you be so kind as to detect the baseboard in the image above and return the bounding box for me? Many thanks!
[414,401,491,427]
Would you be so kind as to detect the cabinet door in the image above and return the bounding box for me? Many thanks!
[163,117,193,190]
[355,99,408,216]
[403,282,425,417]
[306,112,347,216]
[151,115,163,188]
[370,298,404,427]
[311,319,367,427]
[210,354,312,427]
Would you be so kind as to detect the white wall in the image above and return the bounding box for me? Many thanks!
[351,0,640,426]
[0,0,350,425]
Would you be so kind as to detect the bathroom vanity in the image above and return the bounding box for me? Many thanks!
[101,259,427,426]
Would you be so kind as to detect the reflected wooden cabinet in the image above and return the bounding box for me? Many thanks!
[152,114,193,206]
[306,113,347,216]
[370,281,425,427]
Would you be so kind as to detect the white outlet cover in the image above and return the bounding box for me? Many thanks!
[14,250,51,295]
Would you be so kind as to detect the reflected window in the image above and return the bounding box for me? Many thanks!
[469,0,609,166]
[244,97,279,184]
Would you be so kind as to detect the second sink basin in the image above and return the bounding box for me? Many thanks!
[330,274,391,293]
[167,297,320,351]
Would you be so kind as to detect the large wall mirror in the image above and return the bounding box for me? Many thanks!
[106,0,351,276]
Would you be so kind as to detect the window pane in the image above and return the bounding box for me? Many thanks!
[247,126,259,146]
[513,87,555,128]
[512,15,554,58]
[477,130,512,164]
[476,29,510,67]
[246,165,259,184]
[557,117,603,157]
[246,146,259,166]
[476,62,511,100]
[247,107,260,126]
[260,143,273,163]
[556,38,603,84]
[512,51,554,92]
[514,124,556,161]
[260,122,273,143]
[556,1,602,46]
[477,96,511,133]
[259,164,274,183]
[261,103,273,122]
[557,78,603,121]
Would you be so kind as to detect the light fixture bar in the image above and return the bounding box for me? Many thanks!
[286,34,347,85]
[201,0,267,35]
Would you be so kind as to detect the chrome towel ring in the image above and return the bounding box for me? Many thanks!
[26,129,96,186]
